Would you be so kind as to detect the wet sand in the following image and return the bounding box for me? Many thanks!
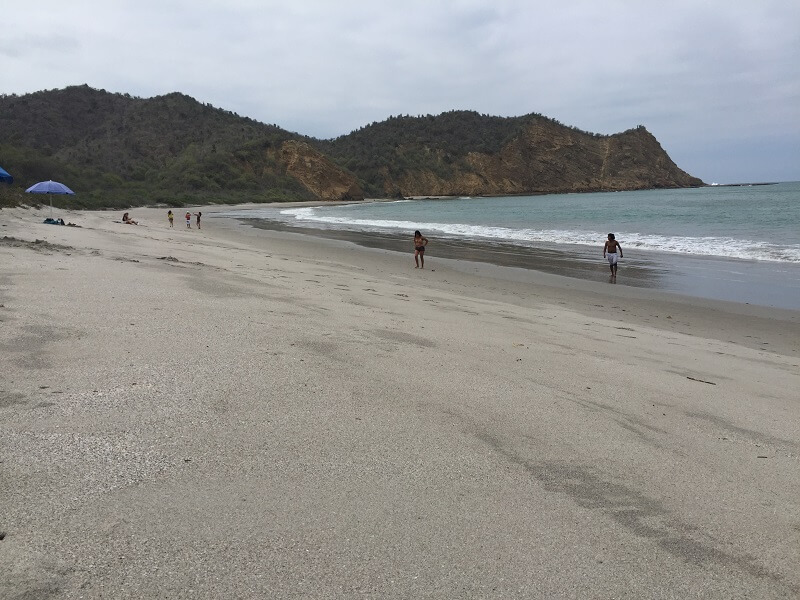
[1,204,799,598]
[240,215,800,310]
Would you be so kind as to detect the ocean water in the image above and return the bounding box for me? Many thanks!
[220,182,800,309]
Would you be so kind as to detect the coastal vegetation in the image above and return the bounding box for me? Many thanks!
[0,86,315,209]
[0,85,703,209]
[316,110,594,193]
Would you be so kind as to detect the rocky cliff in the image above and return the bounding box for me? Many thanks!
[279,140,363,201]
[457,121,703,195]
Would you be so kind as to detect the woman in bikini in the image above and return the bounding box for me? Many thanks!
[413,230,428,269]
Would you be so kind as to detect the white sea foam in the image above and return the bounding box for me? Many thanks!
[279,207,800,263]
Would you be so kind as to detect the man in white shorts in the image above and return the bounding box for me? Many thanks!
[603,233,623,278]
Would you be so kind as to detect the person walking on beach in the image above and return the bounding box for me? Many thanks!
[194,211,202,230]
[603,233,623,278]
[167,210,174,228]
[185,211,192,229]
[413,230,428,269]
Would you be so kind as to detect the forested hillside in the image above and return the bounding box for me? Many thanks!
[0,85,358,208]
[316,111,703,197]
[0,86,703,209]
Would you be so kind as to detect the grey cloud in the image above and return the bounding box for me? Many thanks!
[0,33,80,58]
[2,0,799,183]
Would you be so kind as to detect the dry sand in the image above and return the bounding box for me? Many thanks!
[1,205,798,599]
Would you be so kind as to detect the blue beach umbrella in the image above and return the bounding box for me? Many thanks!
[0,166,12,184]
[25,180,75,194]
[25,180,76,217]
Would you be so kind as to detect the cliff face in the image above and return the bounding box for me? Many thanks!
[279,141,363,201]
[375,121,702,196]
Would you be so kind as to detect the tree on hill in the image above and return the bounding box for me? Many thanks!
[0,86,702,208]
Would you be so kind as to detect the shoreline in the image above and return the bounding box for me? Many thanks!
[1,203,799,597]
[220,205,800,311]
[231,220,799,357]
[5,203,797,352]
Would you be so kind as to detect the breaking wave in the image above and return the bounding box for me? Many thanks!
[279,207,800,263]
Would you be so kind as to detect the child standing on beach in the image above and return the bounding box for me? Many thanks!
[185,211,192,228]
[167,210,174,228]
[194,211,202,230]
[413,230,428,269]
[603,233,623,278]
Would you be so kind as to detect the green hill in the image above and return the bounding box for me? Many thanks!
[316,110,704,197]
[0,85,351,209]
[0,86,703,209]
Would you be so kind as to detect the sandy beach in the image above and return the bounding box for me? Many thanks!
[1,204,799,598]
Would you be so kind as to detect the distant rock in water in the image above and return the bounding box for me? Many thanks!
[0,87,701,208]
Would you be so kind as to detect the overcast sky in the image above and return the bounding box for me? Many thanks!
[3,0,799,184]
